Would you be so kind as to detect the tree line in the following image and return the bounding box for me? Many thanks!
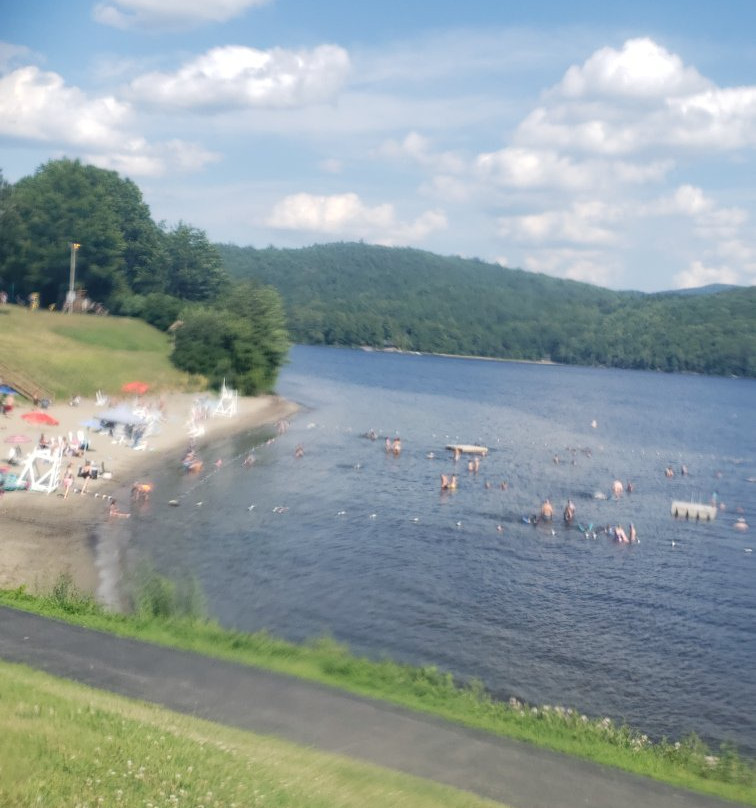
[2,159,752,383]
[217,241,756,378]
[0,160,288,394]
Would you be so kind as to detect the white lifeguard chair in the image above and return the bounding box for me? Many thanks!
[213,379,238,418]
[17,444,64,494]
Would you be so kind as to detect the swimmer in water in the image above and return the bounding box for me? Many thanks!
[563,499,576,524]
[540,499,553,521]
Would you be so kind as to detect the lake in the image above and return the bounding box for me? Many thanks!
[126,345,756,755]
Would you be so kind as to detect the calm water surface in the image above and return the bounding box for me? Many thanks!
[127,346,756,754]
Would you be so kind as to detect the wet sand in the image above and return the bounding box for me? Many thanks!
[0,391,298,599]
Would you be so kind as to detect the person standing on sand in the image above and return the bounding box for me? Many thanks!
[79,459,93,494]
[62,464,74,499]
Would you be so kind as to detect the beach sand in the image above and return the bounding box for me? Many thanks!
[0,391,298,599]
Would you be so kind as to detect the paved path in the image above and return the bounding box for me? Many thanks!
[0,606,743,808]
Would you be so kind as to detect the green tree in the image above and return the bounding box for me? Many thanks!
[3,159,128,306]
[172,281,289,394]
[162,222,227,301]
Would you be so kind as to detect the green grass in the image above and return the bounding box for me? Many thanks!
[1,582,753,806]
[0,306,200,399]
[0,659,503,808]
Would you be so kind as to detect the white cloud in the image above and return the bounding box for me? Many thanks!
[375,131,465,174]
[523,248,617,287]
[557,38,709,99]
[128,45,351,111]
[93,0,269,31]
[0,65,218,176]
[498,200,622,246]
[666,87,756,150]
[88,139,220,176]
[0,66,131,146]
[673,260,740,289]
[0,42,37,72]
[318,158,343,174]
[475,146,671,190]
[648,185,747,239]
[265,191,447,244]
[515,37,756,155]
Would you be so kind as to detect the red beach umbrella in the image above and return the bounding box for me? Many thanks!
[122,381,150,395]
[4,434,31,444]
[21,411,59,426]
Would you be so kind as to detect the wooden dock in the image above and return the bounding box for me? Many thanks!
[446,444,488,456]
[671,501,717,521]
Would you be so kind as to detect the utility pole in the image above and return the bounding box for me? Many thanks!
[67,242,80,313]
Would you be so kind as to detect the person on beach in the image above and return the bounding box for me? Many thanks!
[612,479,624,499]
[79,459,93,494]
[629,523,637,542]
[392,437,402,455]
[62,464,74,499]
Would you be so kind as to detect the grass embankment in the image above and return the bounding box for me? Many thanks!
[0,306,198,400]
[0,660,502,808]
[1,583,754,806]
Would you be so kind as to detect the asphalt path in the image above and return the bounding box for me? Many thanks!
[0,606,743,808]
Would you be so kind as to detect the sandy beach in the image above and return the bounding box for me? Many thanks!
[0,390,298,599]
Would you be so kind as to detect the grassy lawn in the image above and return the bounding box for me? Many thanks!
[0,659,503,808]
[0,306,198,399]
[1,585,753,806]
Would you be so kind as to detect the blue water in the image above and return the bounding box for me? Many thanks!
[127,346,756,755]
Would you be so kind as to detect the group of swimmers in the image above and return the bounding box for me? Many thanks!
[385,436,402,455]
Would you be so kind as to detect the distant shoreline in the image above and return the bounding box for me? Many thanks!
[360,344,559,365]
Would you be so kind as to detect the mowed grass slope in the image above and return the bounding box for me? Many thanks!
[0,660,504,808]
[0,306,199,400]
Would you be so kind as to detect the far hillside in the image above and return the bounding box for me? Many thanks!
[217,242,756,378]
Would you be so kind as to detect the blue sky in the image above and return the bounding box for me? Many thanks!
[3,0,756,292]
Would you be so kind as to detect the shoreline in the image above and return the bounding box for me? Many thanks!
[0,391,299,601]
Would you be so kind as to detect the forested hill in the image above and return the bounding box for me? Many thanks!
[217,242,755,377]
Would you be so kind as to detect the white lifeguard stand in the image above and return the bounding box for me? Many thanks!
[213,379,238,418]
[17,444,64,494]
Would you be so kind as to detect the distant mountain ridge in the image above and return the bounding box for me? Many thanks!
[217,241,756,378]
[654,283,741,297]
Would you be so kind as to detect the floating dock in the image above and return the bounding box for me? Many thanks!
[446,444,488,456]
[671,501,717,521]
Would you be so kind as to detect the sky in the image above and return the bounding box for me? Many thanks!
[2,1,756,292]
